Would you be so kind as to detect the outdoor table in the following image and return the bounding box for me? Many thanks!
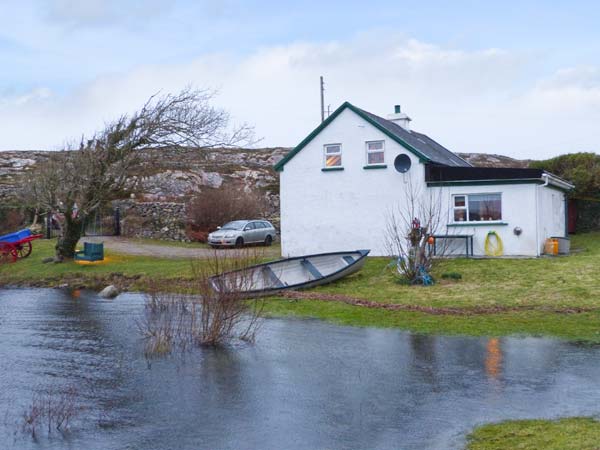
[432,234,474,257]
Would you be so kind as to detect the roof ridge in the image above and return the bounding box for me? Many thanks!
[274,101,472,171]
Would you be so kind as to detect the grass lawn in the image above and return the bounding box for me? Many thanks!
[0,239,198,289]
[465,417,600,450]
[262,232,600,342]
[1,233,599,342]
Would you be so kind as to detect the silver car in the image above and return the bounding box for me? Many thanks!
[207,220,277,248]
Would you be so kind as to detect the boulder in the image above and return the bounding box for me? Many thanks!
[99,285,119,299]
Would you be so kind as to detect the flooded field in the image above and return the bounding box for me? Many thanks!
[1,288,599,450]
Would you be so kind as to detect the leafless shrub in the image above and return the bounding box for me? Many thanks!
[139,248,265,355]
[186,185,268,242]
[191,249,265,345]
[385,178,449,284]
[21,385,81,438]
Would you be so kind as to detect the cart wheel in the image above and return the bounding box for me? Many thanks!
[0,244,17,263]
[16,242,32,259]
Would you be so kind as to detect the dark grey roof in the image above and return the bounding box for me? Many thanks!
[354,106,472,167]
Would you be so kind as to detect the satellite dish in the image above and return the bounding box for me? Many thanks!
[394,154,411,173]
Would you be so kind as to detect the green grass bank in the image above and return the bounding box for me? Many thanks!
[262,232,600,342]
[465,417,600,450]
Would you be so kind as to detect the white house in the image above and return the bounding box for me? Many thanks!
[275,102,574,257]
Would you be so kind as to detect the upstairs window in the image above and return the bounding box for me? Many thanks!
[453,193,502,222]
[324,144,342,167]
[366,140,385,165]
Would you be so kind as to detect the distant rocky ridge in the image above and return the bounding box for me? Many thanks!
[0,147,289,206]
[457,153,532,168]
[0,148,531,204]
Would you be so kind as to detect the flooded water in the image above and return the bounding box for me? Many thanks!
[1,289,599,450]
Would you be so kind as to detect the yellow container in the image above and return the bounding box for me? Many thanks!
[544,238,559,255]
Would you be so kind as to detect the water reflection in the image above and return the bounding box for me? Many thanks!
[485,338,503,381]
[409,334,439,387]
[1,289,600,450]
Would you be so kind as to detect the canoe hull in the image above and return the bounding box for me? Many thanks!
[210,250,370,297]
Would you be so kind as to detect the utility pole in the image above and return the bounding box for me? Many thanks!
[320,76,325,123]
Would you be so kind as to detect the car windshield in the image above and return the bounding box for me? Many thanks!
[221,221,247,231]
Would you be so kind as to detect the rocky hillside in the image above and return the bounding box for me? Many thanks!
[457,153,532,168]
[0,148,532,204]
[0,147,289,205]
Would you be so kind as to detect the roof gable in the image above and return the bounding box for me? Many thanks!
[274,101,471,171]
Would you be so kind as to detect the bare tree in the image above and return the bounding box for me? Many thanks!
[23,88,255,259]
[385,178,448,284]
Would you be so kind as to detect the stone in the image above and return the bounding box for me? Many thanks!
[99,285,119,299]
[42,256,54,264]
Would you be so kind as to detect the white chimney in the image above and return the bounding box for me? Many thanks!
[387,104,412,131]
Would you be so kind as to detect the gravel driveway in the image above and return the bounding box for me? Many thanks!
[82,236,281,259]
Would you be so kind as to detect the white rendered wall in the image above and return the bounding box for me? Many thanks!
[436,184,539,256]
[280,108,424,257]
[536,186,567,254]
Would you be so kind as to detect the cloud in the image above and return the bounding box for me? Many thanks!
[43,0,173,28]
[527,67,600,111]
[0,33,598,158]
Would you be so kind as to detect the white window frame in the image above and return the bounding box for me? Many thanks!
[323,143,342,168]
[452,193,503,223]
[365,140,385,166]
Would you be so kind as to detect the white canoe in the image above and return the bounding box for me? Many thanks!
[209,250,370,296]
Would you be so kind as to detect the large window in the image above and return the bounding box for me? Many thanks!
[453,193,502,222]
[324,144,342,167]
[366,140,385,165]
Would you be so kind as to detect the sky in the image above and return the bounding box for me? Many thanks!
[1,0,600,159]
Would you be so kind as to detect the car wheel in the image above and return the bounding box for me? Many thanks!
[264,235,273,246]
[235,237,244,248]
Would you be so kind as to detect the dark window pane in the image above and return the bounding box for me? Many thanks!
[468,194,501,221]
[454,209,467,221]
[367,141,383,151]
[325,145,341,154]
[368,151,384,164]
[454,196,466,207]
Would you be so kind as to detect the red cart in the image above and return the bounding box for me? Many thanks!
[0,229,44,263]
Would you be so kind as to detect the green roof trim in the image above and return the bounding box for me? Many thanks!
[273,102,431,172]
[448,221,508,227]
[426,179,544,187]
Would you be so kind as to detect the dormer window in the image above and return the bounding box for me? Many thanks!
[324,144,342,167]
[366,140,385,165]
